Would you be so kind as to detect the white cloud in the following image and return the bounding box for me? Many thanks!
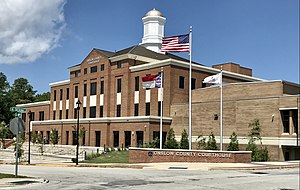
[0,0,66,64]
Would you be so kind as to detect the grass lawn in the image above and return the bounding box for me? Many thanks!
[81,150,129,163]
[0,173,27,179]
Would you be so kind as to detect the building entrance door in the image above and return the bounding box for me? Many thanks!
[95,131,101,147]
[113,131,119,147]
[136,131,144,147]
[124,131,131,147]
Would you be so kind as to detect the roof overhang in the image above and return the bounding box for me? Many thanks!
[109,54,159,63]
[16,101,50,108]
[67,65,81,72]
[279,107,298,110]
[130,58,264,82]
[49,79,70,87]
[31,116,172,125]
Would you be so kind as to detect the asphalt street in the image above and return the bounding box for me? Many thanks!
[0,164,299,190]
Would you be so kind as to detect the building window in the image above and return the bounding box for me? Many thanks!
[91,66,97,73]
[84,68,87,75]
[134,104,139,116]
[66,88,69,100]
[83,107,87,118]
[179,76,185,89]
[117,79,122,93]
[135,76,139,91]
[145,103,150,116]
[74,86,78,98]
[39,111,44,121]
[74,71,79,77]
[292,110,298,134]
[66,109,69,119]
[192,78,196,90]
[22,113,26,122]
[60,89,63,100]
[117,61,122,68]
[100,64,104,71]
[100,81,104,94]
[281,110,290,133]
[100,106,104,117]
[90,106,96,118]
[158,101,162,116]
[84,83,87,96]
[59,110,62,119]
[116,105,121,117]
[53,111,56,120]
[54,90,56,101]
[74,108,77,119]
[31,112,35,121]
[90,82,97,95]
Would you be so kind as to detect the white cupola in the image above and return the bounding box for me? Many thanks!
[140,8,166,53]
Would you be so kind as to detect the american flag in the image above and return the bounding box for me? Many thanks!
[161,34,190,52]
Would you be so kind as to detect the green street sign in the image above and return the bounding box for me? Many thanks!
[10,107,27,113]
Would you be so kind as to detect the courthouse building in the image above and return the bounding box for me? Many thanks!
[17,9,299,161]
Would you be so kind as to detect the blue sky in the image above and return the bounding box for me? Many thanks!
[0,0,298,93]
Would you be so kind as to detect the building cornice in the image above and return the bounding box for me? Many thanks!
[49,79,70,87]
[16,101,50,108]
[67,65,81,72]
[130,59,264,82]
[31,116,172,125]
[109,54,159,63]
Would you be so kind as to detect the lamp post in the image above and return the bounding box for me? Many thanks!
[27,110,32,164]
[76,100,81,165]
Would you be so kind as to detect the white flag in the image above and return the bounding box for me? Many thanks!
[203,73,221,84]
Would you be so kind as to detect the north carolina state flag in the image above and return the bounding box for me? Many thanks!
[142,74,161,89]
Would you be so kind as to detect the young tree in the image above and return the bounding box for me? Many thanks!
[180,129,189,149]
[246,119,269,161]
[227,131,239,151]
[206,132,218,150]
[49,128,59,145]
[144,137,159,148]
[196,135,206,150]
[164,128,178,149]
[0,122,9,148]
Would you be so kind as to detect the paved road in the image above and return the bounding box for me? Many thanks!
[0,165,299,190]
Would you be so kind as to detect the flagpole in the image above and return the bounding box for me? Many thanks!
[188,26,192,150]
[160,67,163,149]
[220,66,223,151]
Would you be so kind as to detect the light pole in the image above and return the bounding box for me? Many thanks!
[76,100,81,165]
[27,110,32,164]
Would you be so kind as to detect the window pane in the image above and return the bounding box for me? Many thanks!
[135,76,139,91]
[192,78,196,90]
[100,106,104,117]
[145,103,150,116]
[90,106,96,118]
[84,84,87,96]
[117,105,121,117]
[91,66,97,73]
[179,76,184,89]
[75,86,78,98]
[100,81,104,94]
[90,82,97,95]
[134,104,139,116]
[100,64,104,71]
[117,79,122,93]
[83,107,87,118]
[66,109,69,119]
[281,110,290,133]
[54,90,56,101]
[66,88,69,99]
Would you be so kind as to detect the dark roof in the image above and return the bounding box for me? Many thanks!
[112,45,201,64]
[95,48,115,57]
[68,45,201,69]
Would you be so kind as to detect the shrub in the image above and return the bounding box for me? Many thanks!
[85,152,101,160]
[144,137,159,148]
[164,128,178,149]
[180,129,189,149]
[196,135,206,150]
[227,132,239,151]
[49,128,59,145]
[206,132,218,150]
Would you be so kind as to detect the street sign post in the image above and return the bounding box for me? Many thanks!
[10,107,26,118]
[9,118,25,177]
